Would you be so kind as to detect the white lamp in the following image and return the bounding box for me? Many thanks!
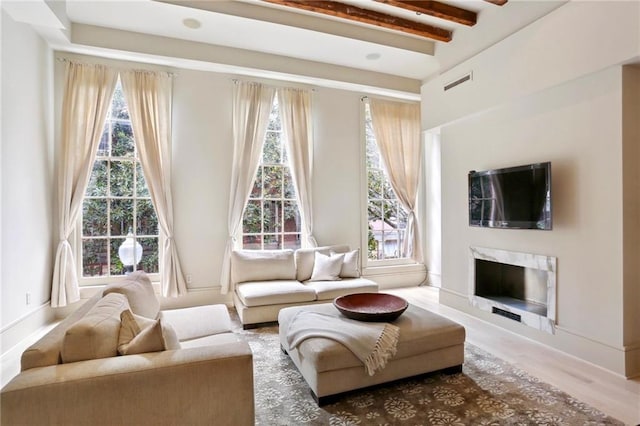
[118,228,143,274]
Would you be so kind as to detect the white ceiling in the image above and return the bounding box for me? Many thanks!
[4,0,567,94]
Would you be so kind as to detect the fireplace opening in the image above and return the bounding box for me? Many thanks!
[474,259,548,317]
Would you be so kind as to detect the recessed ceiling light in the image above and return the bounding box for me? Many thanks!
[366,53,381,61]
[183,18,201,29]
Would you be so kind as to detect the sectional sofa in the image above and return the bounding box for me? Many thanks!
[231,244,379,328]
[0,272,254,426]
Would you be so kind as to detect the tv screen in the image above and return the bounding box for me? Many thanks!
[469,162,551,230]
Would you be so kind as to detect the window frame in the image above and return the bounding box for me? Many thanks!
[76,79,161,286]
[239,94,304,251]
[361,101,413,268]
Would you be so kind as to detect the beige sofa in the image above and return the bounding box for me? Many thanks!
[232,245,378,328]
[0,272,254,426]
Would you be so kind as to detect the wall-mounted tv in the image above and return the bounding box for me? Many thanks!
[469,162,552,230]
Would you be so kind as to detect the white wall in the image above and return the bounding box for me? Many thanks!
[421,1,640,377]
[1,11,55,348]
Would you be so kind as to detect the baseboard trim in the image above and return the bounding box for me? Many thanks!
[438,287,632,378]
[1,302,57,357]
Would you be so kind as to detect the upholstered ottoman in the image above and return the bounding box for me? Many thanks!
[278,302,465,405]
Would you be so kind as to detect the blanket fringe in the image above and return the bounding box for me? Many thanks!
[364,323,400,376]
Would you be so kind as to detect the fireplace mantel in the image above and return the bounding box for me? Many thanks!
[469,246,557,334]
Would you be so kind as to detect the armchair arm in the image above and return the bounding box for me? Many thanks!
[1,342,254,426]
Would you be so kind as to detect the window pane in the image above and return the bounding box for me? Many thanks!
[283,201,300,232]
[111,121,135,157]
[268,98,281,131]
[97,128,109,157]
[263,132,281,164]
[283,168,296,199]
[242,200,262,234]
[110,199,134,236]
[110,238,126,276]
[242,235,262,250]
[82,239,108,277]
[110,160,134,197]
[264,234,281,250]
[83,199,108,236]
[368,169,384,200]
[136,163,150,197]
[263,200,281,233]
[263,165,283,199]
[283,234,301,250]
[138,237,159,273]
[86,160,108,197]
[111,83,129,120]
[136,199,158,236]
[250,167,262,199]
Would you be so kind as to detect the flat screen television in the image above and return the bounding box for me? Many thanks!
[468,162,552,230]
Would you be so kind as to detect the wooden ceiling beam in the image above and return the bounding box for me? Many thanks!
[375,0,476,27]
[262,0,452,42]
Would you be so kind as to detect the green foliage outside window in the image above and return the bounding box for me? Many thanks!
[242,96,301,250]
[81,79,159,278]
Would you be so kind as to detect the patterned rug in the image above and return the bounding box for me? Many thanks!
[236,322,623,425]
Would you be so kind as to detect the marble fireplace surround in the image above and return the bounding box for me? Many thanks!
[469,246,557,334]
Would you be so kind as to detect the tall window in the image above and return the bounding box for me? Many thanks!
[81,79,159,278]
[365,103,408,261]
[242,96,302,250]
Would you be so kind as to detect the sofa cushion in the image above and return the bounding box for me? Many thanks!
[61,293,130,363]
[236,280,317,307]
[103,271,159,319]
[309,252,344,281]
[232,249,296,284]
[332,249,360,278]
[295,245,350,282]
[305,277,379,301]
[160,305,232,341]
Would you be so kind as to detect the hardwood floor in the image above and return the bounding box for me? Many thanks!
[386,286,640,425]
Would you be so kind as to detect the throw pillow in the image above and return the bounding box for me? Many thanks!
[103,271,160,319]
[118,316,181,356]
[332,248,360,278]
[308,252,345,281]
[118,309,156,351]
[61,293,130,363]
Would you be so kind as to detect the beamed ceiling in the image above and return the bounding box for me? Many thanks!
[262,0,508,42]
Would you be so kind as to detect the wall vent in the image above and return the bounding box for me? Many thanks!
[492,307,521,322]
[444,72,472,91]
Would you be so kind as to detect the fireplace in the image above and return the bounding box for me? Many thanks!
[469,246,556,334]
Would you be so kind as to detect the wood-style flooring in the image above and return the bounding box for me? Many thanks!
[386,286,640,425]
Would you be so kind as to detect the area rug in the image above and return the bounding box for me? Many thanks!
[236,322,623,425]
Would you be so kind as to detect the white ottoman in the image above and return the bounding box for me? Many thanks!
[278,302,466,405]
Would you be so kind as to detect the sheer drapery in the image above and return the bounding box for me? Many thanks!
[120,70,186,297]
[52,62,118,307]
[277,87,317,248]
[220,82,276,294]
[368,98,423,262]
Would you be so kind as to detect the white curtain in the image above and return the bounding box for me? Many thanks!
[368,98,423,262]
[277,87,317,248]
[120,70,186,297]
[220,82,276,294]
[51,62,118,307]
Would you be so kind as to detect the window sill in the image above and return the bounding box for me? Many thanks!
[78,280,162,300]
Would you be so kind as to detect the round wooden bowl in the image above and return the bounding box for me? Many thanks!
[333,293,408,322]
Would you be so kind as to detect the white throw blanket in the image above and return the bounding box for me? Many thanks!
[286,311,400,376]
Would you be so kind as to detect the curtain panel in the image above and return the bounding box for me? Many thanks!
[220,82,276,294]
[277,87,317,248]
[120,70,186,297]
[51,62,118,307]
[368,98,423,263]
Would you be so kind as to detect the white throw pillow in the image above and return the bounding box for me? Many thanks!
[309,252,344,282]
[332,248,360,278]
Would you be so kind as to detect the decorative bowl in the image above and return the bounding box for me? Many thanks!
[333,293,409,322]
